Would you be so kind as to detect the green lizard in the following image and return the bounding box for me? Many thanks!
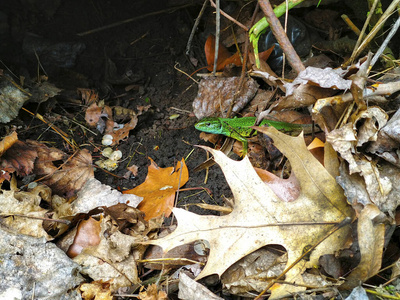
[195,116,316,156]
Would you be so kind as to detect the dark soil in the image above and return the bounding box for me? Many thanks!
[0,0,232,210]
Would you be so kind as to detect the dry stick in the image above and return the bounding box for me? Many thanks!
[258,0,305,75]
[0,213,71,225]
[212,0,221,76]
[171,160,184,225]
[370,16,400,69]
[356,0,380,48]
[186,0,209,55]
[343,0,400,67]
[281,0,290,77]
[77,3,193,36]
[341,14,361,36]
[21,107,75,149]
[209,0,249,31]
[255,217,352,300]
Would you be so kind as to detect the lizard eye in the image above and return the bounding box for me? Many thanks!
[206,123,211,126]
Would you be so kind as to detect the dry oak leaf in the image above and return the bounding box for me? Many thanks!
[31,141,94,197]
[148,128,354,298]
[340,204,385,290]
[0,139,38,183]
[124,158,188,221]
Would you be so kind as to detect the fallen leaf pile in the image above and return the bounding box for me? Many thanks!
[149,128,354,298]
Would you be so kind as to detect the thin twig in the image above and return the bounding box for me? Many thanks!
[77,3,193,36]
[174,62,199,83]
[258,0,305,74]
[186,0,209,55]
[209,0,249,31]
[344,0,379,65]
[22,107,76,149]
[342,14,361,36]
[0,213,71,225]
[212,0,220,75]
[370,16,400,69]
[343,0,400,67]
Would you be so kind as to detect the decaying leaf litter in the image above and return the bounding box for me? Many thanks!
[1,0,400,299]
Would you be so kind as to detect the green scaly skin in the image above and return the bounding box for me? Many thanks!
[195,116,314,156]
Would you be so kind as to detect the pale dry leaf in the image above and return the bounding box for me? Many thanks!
[73,216,142,291]
[336,162,370,210]
[327,107,396,215]
[80,281,113,300]
[284,67,351,96]
[221,248,286,295]
[326,123,358,172]
[355,107,388,146]
[327,107,388,170]
[55,178,142,218]
[344,286,369,300]
[138,284,168,300]
[340,204,385,290]
[179,272,223,300]
[337,160,400,217]
[367,108,400,167]
[0,187,51,239]
[148,128,354,298]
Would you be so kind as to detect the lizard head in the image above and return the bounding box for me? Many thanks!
[194,117,223,134]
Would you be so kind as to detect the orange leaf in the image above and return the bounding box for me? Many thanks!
[78,88,99,106]
[85,102,102,127]
[0,131,18,156]
[307,138,325,166]
[216,52,242,71]
[124,158,188,221]
[258,46,275,62]
[204,35,274,72]
[205,34,241,71]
